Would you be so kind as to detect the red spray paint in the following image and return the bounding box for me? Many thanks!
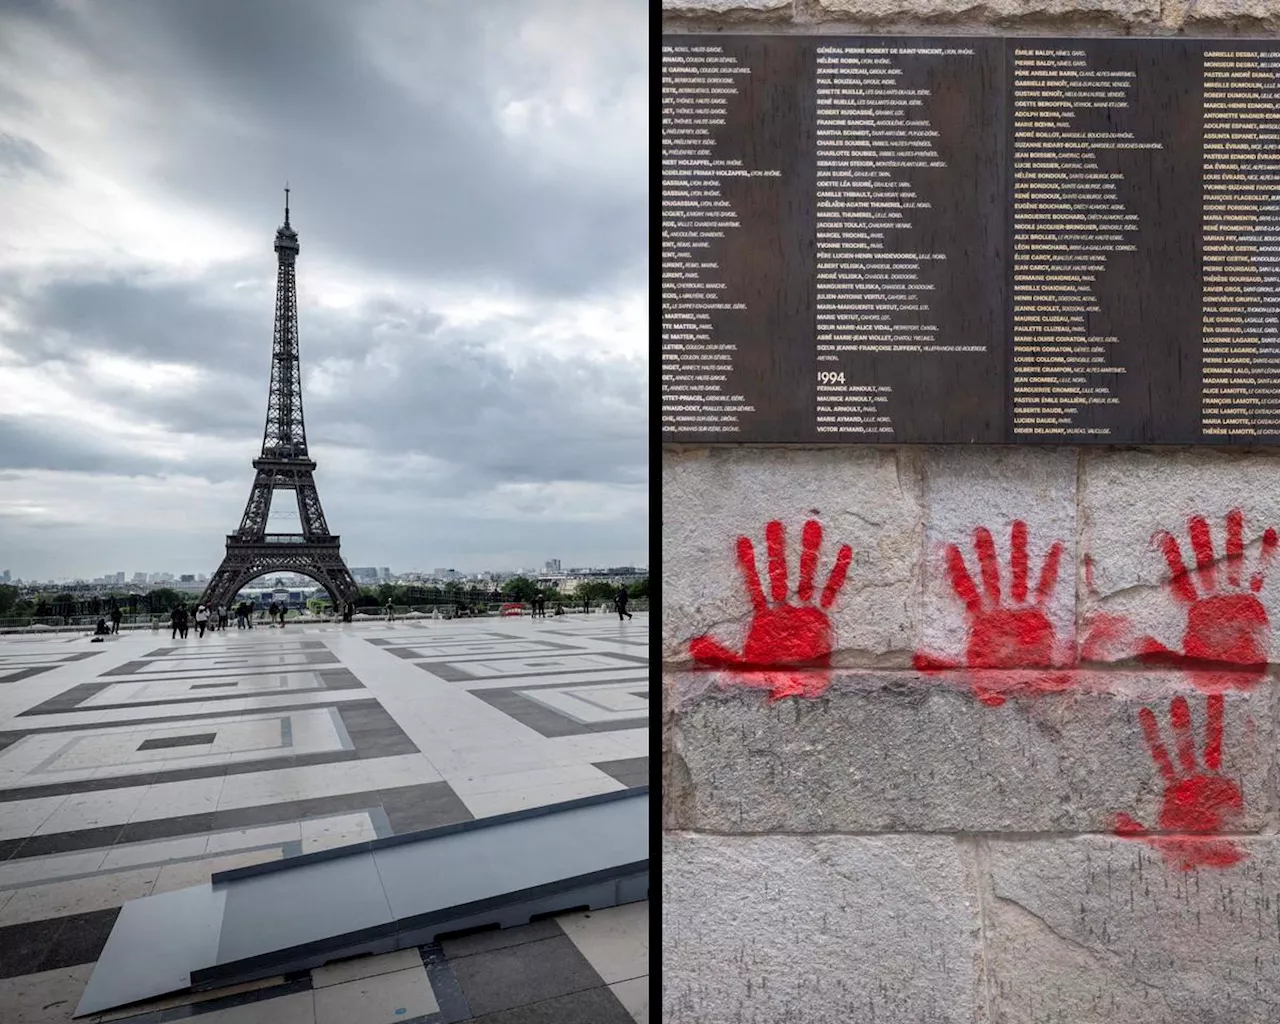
[1114,694,1245,871]
[1138,510,1277,691]
[913,521,1073,705]
[689,519,852,701]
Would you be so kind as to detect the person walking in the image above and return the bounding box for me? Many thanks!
[385,598,395,623]
[170,604,182,640]
[195,603,210,638]
[109,602,122,635]
[216,604,227,631]
[178,604,190,639]
[582,594,590,616]
[614,585,632,621]
[278,604,287,628]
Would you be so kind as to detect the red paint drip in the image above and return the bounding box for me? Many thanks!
[1011,520,1029,603]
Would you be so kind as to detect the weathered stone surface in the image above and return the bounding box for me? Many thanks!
[1081,450,1280,667]
[662,447,923,665]
[812,0,1158,18]
[985,836,1280,1023]
[813,0,1158,18]
[920,447,1078,671]
[1175,0,1280,24]
[663,832,983,1024]
[665,670,1275,833]
[663,0,791,11]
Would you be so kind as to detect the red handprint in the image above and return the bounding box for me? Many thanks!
[914,521,1071,706]
[1139,510,1278,691]
[1114,694,1245,871]
[689,519,852,701]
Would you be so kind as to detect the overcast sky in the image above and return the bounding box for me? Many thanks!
[0,0,648,582]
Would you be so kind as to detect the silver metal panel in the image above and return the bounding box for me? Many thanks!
[373,794,648,920]
[74,883,227,1017]
[214,851,392,966]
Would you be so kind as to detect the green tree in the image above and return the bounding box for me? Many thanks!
[627,577,649,599]
[147,588,185,612]
[0,584,18,617]
[502,576,538,602]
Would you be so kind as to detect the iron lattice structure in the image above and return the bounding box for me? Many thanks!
[201,192,361,611]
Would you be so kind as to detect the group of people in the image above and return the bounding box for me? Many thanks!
[165,600,296,639]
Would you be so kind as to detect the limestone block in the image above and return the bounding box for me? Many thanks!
[812,0,1159,20]
[664,670,1274,834]
[1175,0,1280,25]
[1081,450,1280,672]
[663,832,983,1024]
[663,0,791,11]
[661,447,923,666]
[918,447,1078,672]
[985,835,1280,1023]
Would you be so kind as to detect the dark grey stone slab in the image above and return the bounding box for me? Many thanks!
[137,733,216,751]
[439,918,562,959]
[450,934,608,1016]
[471,684,649,738]
[465,983,636,1023]
[593,757,649,788]
[0,667,57,684]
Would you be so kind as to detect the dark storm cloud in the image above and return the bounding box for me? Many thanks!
[0,0,648,298]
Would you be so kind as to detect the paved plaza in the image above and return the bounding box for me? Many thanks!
[0,614,650,1023]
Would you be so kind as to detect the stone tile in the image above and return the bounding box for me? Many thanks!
[152,848,283,895]
[661,447,922,664]
[460,776,624,818]
[312,965,437,1024]
[985,836,1280,1022]
[450,934,606,1016]
[0,867,161,926]
[0,916,66,979]
[0,963,93,1023]
[35,908,119,973]
[610,976,649,1024]
[310,947,422,988]
[663,833,981,1024]
[469,986,637,1024]
[189,989,317,1024]
[440,918,563,959]
[556,902,648,985]
[665,671,1275,834]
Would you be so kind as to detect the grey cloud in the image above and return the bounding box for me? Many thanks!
[1,0,648,298]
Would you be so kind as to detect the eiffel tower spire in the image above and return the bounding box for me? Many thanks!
[200,194,360,612]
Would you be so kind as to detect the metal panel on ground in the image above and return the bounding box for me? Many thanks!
[74,787,649,1017]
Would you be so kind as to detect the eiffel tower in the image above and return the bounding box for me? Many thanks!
[201,190,360,611]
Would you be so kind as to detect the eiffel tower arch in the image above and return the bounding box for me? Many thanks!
[202,191,361,612]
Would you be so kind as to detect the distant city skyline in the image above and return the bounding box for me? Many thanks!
[0,1,648,580]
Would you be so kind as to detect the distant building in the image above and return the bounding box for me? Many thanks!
[179,574,195,583]
[1,569,10,583]
[132,572,148,584]
[379,567,391,581]
[545,559,561,572]
[351,567,380,584]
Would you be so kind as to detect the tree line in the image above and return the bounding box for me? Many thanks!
[0,577,649,619]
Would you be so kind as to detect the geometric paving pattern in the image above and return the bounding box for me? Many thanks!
[0,614,648,1022]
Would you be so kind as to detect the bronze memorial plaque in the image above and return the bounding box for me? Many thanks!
[660,37,1280,445]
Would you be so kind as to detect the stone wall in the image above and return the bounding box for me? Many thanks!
[661,9,1280,1018]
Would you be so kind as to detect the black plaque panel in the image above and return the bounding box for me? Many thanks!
[659,36,1280,445]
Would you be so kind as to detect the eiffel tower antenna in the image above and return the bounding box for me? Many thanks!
[200,195,360,611]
